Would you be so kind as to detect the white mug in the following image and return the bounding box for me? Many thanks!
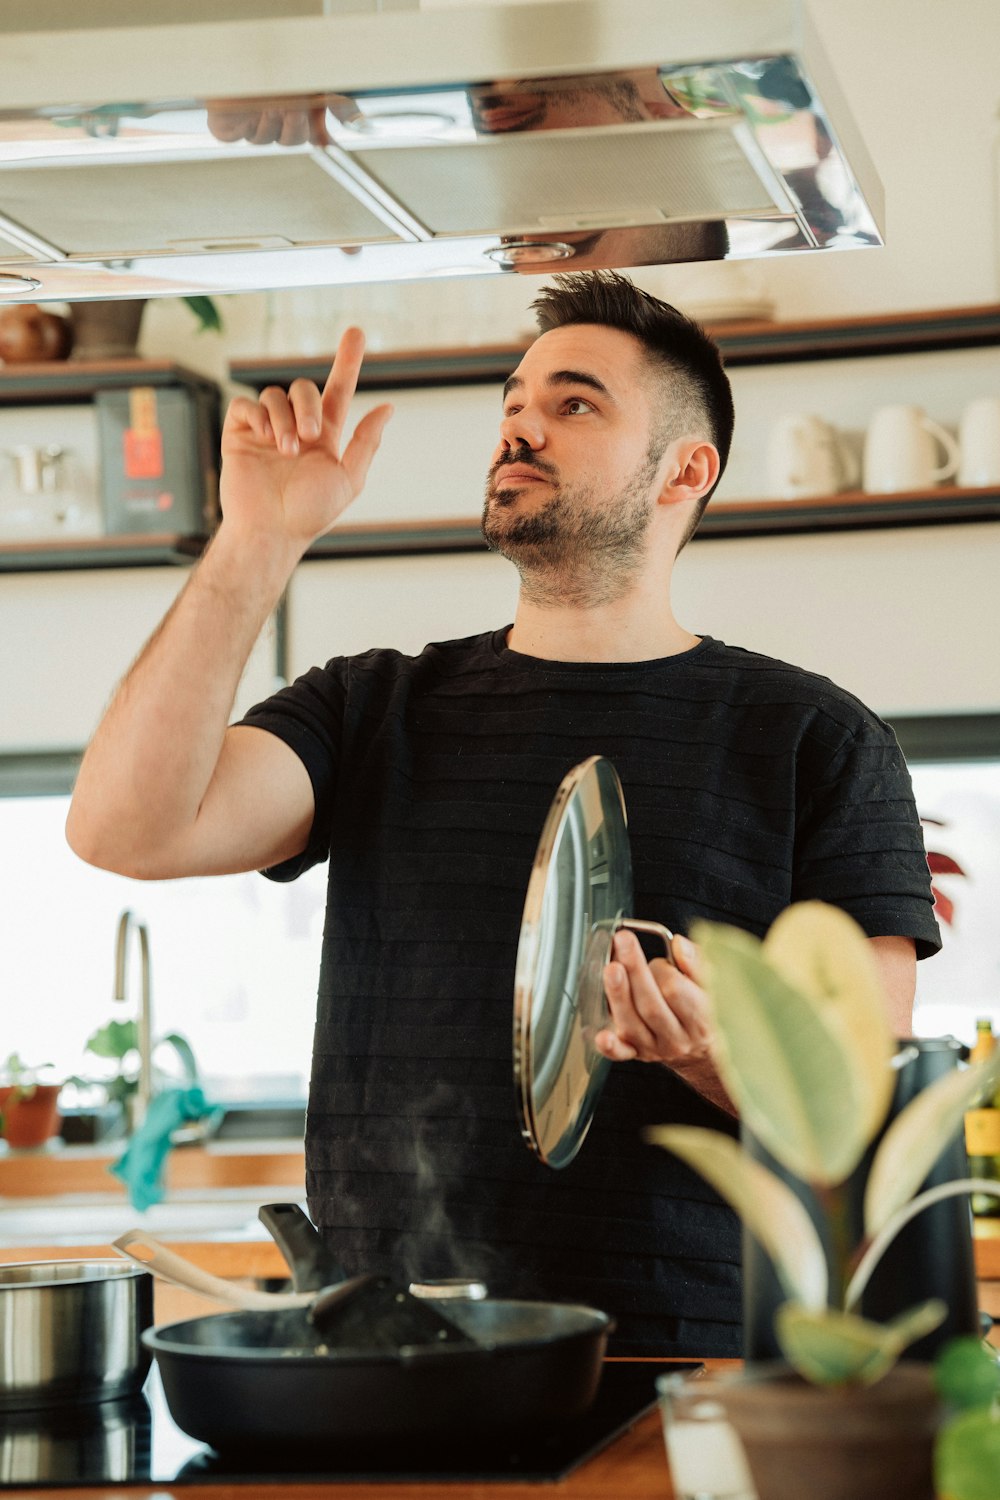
[958,397,1000,487]
[862,404,959,493]
[765,413,858,500]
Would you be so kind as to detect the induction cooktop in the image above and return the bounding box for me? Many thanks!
[0,1360,697,1489]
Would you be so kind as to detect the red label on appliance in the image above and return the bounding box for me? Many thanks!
[123,427,164,479]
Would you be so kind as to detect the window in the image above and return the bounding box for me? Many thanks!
[892,714,1000,1046]
[1,759,323,1101]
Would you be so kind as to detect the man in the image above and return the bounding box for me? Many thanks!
[67,271,939,1355]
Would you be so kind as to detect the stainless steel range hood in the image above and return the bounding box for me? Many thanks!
[0,0,883,305]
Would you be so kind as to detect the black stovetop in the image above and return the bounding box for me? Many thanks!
[0,1361,696,1489]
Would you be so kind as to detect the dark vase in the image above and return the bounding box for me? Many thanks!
[68,300,147,360]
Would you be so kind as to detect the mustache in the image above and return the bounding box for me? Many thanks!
[489,448,559,484]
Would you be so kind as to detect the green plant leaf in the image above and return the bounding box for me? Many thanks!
[182,295,223,333]
[644,1125,828,1309]
[864,1049,1000,1235]
[763,902,895,1141]
[86,1019,138,1060]
[935,1408,1000,1500]
[691,919,866,1185]
[935,1336,1000,1413]
[775,1300,947,1387]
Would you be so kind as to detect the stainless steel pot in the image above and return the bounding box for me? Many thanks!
[0,1260,153,1411]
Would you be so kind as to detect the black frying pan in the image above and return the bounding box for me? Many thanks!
[132,1205,612,1452]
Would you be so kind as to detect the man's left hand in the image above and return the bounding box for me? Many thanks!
[596,929,713,1065]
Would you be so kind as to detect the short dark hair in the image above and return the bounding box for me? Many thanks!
[530,270,734,547]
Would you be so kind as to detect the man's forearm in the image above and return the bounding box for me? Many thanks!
[66,524,299,875]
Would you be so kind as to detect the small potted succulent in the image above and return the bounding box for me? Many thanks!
[0,1052,62,1149]
[646,901,1000,1500]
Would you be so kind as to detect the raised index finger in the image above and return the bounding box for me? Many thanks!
[321,325,367,451]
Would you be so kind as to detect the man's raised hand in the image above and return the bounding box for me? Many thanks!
[219,326,393,554]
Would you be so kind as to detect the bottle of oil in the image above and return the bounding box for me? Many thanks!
[965,1018,1000,1217]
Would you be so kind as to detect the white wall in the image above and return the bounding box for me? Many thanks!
[0,568,278,752]
[674,523,1000,717]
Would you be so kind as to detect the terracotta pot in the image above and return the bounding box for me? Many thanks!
[68,299,147,360]
[716,1363,941,1500]
[0,304,73,363]
[0,1084,62,1149]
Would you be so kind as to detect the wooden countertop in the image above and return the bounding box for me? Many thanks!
[23,1358,739,1500]
[0,1140,306,1197]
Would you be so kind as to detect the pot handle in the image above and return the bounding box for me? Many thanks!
[112,1229,315,1310]
[617,917,675,965]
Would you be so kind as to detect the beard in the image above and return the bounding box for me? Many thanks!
[481,447,660,607]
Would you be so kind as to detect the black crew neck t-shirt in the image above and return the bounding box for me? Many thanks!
[241,628,939,1355]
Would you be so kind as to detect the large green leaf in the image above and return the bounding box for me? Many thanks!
[691,920,866,1185]
[776,1300,946,1387]
[935,1408,1000,1500]
[644,1125,828,1310]
[86,1019,138,1060]
[864,1048,1000,1235]
[763,902,895,1141]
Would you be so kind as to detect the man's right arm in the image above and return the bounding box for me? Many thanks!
[66,327,393,881]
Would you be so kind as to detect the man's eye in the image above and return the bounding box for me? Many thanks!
[564,398,594,415]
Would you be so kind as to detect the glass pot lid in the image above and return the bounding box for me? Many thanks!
[513,756,674,1170]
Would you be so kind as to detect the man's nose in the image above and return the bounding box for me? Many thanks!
[499,404,546,451]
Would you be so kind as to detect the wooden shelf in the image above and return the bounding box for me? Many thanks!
[0,357,219,404]
[293,485,1000,559]
[4,487,998,574]
[230,301,1000,391]
[3,306,999,571]
[0,532,207,572]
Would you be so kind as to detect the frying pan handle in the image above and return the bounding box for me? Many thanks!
[112,1230,314,1310]
[617,918,675,965]
[258,1203,348,1292]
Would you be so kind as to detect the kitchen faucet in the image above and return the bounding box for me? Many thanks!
[113,909,153,1129]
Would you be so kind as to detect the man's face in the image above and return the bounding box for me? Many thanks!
[482,324,668,594]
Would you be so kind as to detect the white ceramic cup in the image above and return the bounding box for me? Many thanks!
[862,404,959,493]
[958,397,1000,487]
[765,413,858,500]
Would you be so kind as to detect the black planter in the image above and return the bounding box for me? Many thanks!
[742,1036,980,1361]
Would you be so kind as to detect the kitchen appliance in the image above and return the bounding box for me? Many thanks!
[96,383,220,537]
[113,1205,613,1452]
[0,1,883,305]
[0,376,220,545]
[0,404,102,542]
[513,754,674,1169]
[743,1037,981,1362]
[0,1359,682,1488]
[0,1393,151,1487]
[0,1260,152,1413]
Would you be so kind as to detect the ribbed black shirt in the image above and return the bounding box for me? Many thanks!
[242,628,940,1355]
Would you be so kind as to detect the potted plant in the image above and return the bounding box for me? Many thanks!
[0,1052,62,1149]
[645,901,1000,1500]
[69,1018,200,1136]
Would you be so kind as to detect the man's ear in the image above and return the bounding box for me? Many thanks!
[656,438,720,509]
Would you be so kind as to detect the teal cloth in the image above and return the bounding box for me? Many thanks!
[110,1086,212,1211]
